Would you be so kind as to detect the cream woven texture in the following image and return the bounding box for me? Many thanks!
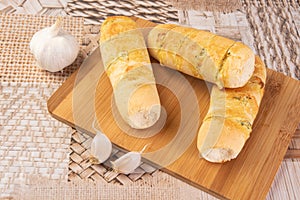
[66,0,178,24]
[0,14,84,197]
[167,0,299,11]
[243,0,300,79]
[167,0,243,12]
[10,172,216,200]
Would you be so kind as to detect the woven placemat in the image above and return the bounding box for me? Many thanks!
[166,0,299,11]
[243,0,300,7]
[68,130,158,184]
[0,14,84,197]
[0,14,84,84]
[65,0,178,24]
[242,0,300,79]
[166,0,243,13]
[0,82,72,196]
[10,173,217,200]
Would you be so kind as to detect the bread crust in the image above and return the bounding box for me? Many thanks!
[147,24,255,88]
[100,16,161,129]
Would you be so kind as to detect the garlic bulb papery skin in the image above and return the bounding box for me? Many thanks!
[111,145,148,174]
[30,18,80,72]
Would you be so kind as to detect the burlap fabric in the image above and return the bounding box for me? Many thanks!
[0,14,84,83]
[167,0,299,12]
[166,0,243,12]
[10,172,216,200]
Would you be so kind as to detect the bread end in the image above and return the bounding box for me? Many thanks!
[221,42,255,88]
[128,104,161,129]
[197,117,248,163]
[201,148,238,163]
[127,84,161,129]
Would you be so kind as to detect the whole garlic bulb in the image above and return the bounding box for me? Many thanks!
[30,17,80,72]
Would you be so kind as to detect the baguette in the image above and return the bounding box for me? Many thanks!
[147,24,255,88]
[100,16,161,129]
[197,56,267,163]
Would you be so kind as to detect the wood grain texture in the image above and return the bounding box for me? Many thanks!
[47,18,300,200]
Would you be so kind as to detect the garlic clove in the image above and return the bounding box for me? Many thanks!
[90,132,112,164]
[90,119,112,164]
[29,17,80,72]
[111,152,141,175]
[111,144,149,174]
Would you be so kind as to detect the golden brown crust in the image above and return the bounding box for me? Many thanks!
[198,117,248,163]
[197,56,267,163]
[147,24,255,88]
[147,24,178,57]
[100,16,161,129]
[206,35,236,69]
[226,56,266,106]
[205,87,259,124]
[251,56,267,86]
[100,16,137,42]
[105,49,150,88]
[100,34,146,71]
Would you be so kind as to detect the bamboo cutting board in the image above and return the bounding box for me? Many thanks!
[47,18,300,200]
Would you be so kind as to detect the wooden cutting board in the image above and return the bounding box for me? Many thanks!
[47,18,300,200]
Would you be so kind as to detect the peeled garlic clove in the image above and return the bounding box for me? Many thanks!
[30,17,80,72]
[90,120,112,164]
[90,132,112,164]
[111,152,141,175]
[111,144,148,174]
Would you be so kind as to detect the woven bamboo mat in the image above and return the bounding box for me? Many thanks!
[68,130,159,183]
[1,0,300,199]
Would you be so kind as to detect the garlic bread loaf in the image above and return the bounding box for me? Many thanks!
[147,24,255,88]
[197,56,267,163]
[100,16,161,129]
